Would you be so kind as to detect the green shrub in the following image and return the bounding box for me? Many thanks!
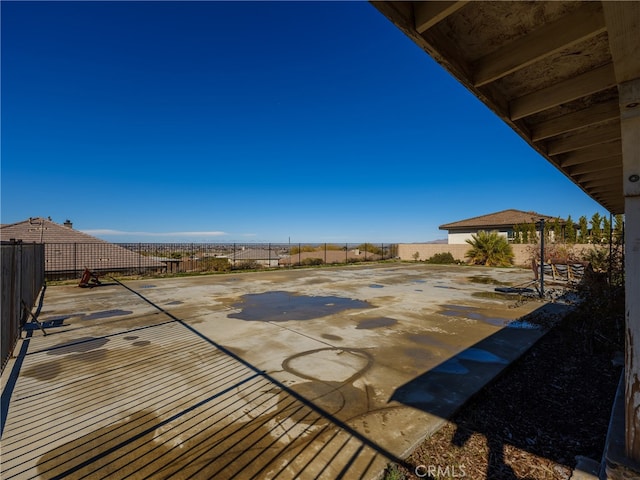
[300,257,324,266]
[202,257,231,272]
[233,260,262,270]
[426,252,456,264]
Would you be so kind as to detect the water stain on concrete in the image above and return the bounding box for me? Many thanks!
[73,349,109,362]
[406,333,444,347]
[47,337,109,355]
[472,291,513,301]
[467,275,510,286]
[228,291,370,322]
[403,347,433,363]
[124,336,138,341]
[82,309,133,321]
[439,304,510,328]
[272,381,367,423]
[132,341,151,347]
[165,301,183,305]
[356,317,397,329]
[321,334,343,341]
[369,284,384,289]
[23,362,63,380]
[36,409,164,478]
[282,348,373,384]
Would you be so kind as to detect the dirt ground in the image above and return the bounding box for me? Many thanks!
[387,282,624,480]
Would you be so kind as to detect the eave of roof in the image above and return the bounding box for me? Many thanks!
[371,1,636,214]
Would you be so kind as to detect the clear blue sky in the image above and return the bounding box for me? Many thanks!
[1,1,608,243]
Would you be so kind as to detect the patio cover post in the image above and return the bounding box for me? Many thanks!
[620,79,640,461]
[602,2,640,461]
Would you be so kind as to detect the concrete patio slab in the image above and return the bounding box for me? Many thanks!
[1,264,569,479]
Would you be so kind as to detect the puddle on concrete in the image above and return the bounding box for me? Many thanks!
[140,285,156,289]
[356,317,397,329]
[413,279,426,284]
[165,301,183,305]
[440,304,510,328]
[132,341,151,347]
[434,285,456,290]
[82,309,133,320]
[228,291,370,322]
[124,336,138,341]
[415,289,423,292]
[369,284,384,289]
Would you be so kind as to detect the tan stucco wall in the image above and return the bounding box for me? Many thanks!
[397,243,599,267]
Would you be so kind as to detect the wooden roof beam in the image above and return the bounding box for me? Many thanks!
[546,121,620,155]
[510,63,617,120]
[557,140,621,167]
[581,176,621,189]
[530,100,619,141]
[566,155,622,176]
[414,1,469,34]
[473,3,605,88]
[574,167,622,184]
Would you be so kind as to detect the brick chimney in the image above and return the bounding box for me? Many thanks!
[63,219,73,229]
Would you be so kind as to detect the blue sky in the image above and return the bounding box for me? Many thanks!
[1,1,608,243]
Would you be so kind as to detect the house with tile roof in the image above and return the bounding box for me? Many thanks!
[439,209,563,245]
[0,218,165,279]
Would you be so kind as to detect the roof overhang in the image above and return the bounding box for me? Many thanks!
[371,1,640,215]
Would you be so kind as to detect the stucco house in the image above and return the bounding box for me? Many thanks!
[439,209,561,244]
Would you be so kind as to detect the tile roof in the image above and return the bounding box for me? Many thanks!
[1,217,103,243]
[439,209,561,230]
[0,218,164,272]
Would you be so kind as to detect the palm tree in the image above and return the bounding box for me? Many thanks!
[465,230,514,267]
